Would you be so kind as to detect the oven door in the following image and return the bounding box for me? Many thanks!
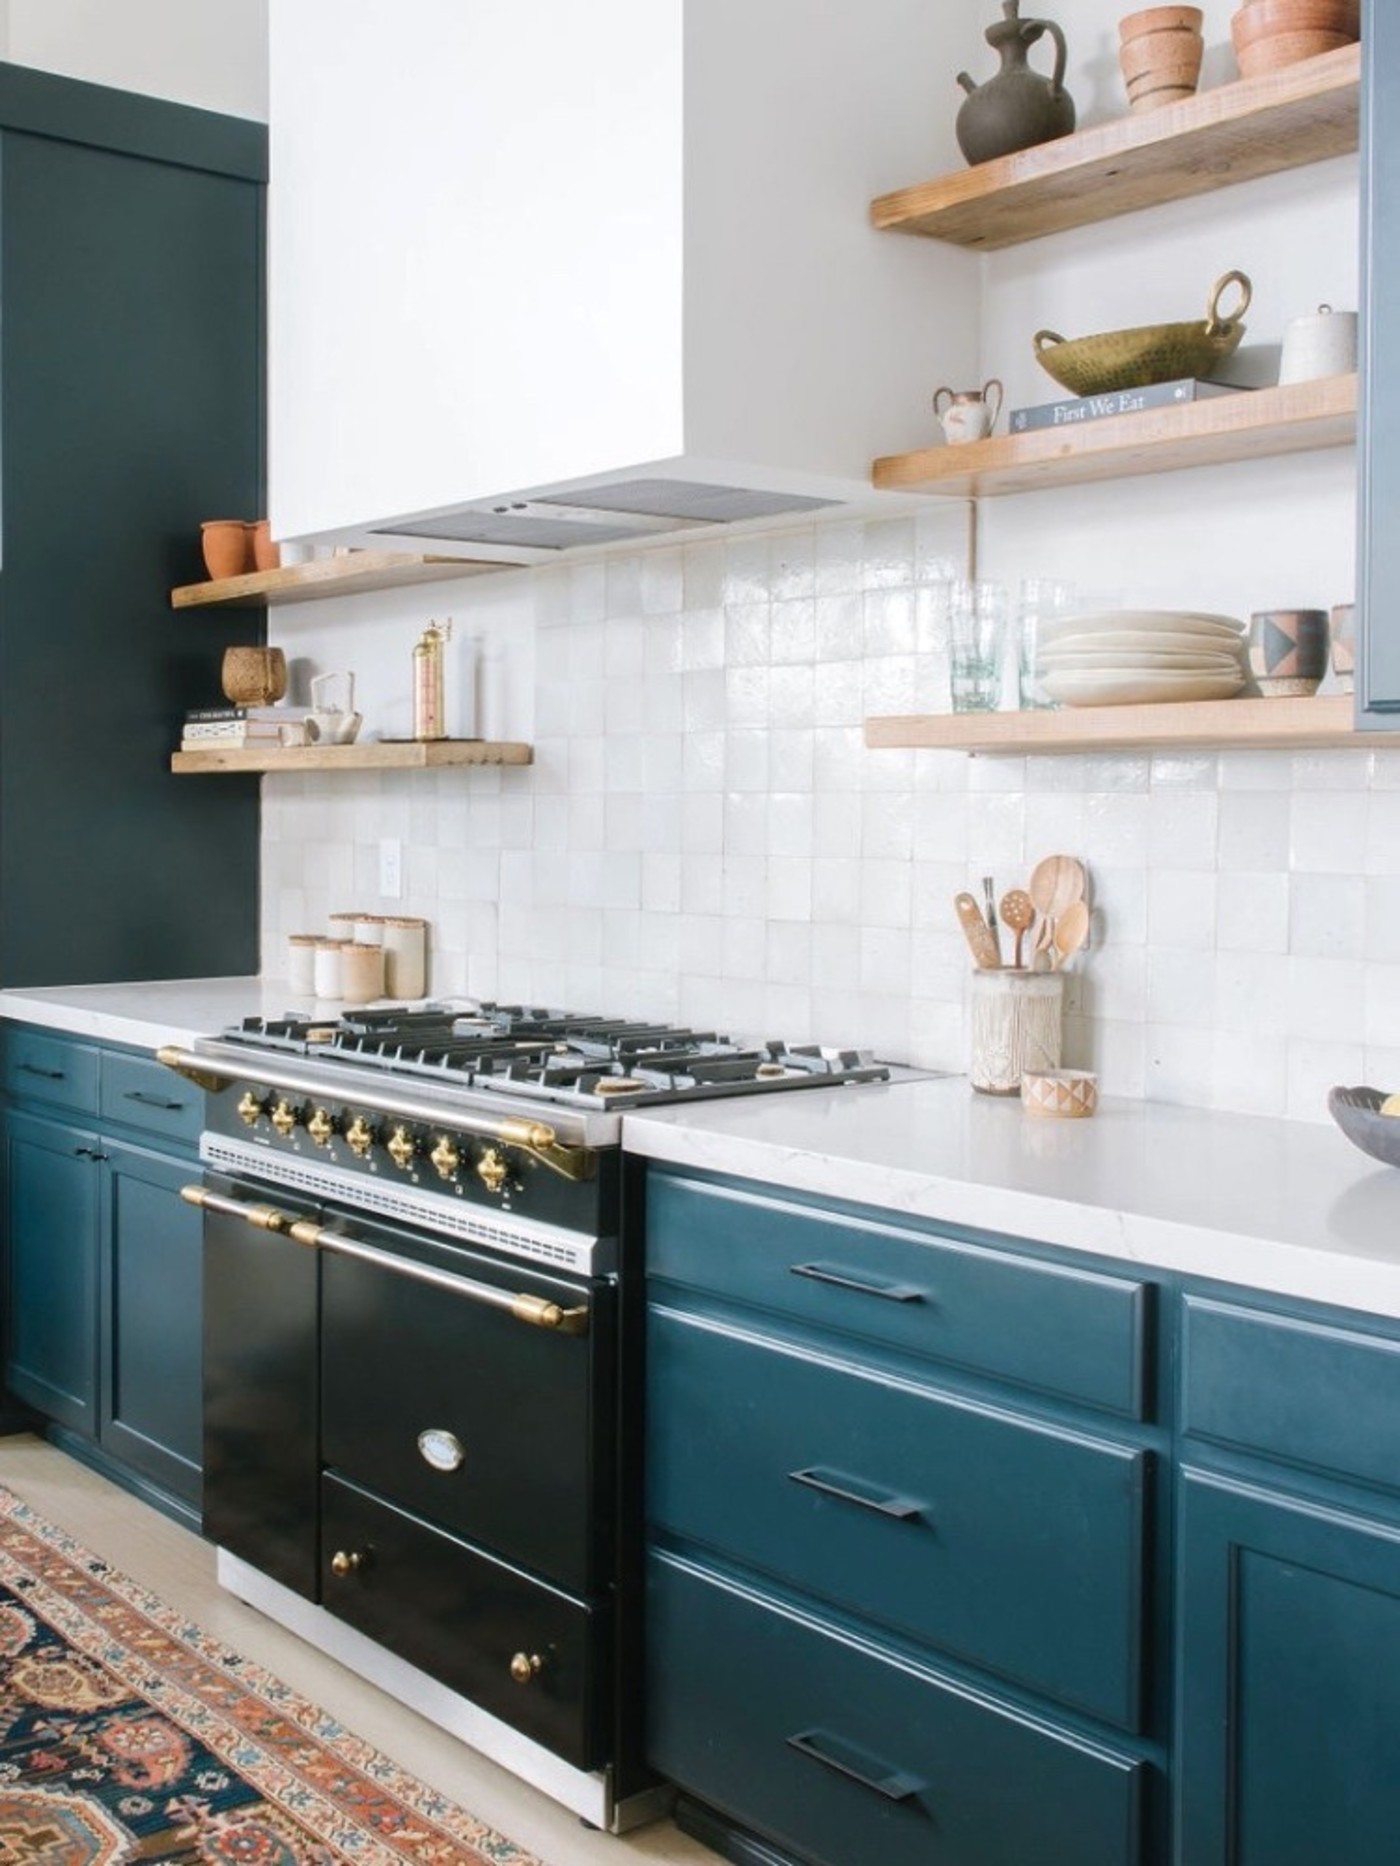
[317,1201,616,1598]
[201,1171,321,1600]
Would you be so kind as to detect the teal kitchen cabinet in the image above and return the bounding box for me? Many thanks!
[644,1169,1161,1866]
[1359,0,1399,720]
[0,64,264,984]
[1175,1294,1400,1865]
[1,1025,204,1518]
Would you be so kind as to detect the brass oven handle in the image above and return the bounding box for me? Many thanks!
[180,1185,589,1335]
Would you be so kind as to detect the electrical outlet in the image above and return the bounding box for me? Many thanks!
[379,838,403,900]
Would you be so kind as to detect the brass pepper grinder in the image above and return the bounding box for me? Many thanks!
[412,617,452,740]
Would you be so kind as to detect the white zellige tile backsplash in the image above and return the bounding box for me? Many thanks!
[261,510,1400,1124]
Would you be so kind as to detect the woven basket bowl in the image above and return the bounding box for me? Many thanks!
[1033,270,1251,395]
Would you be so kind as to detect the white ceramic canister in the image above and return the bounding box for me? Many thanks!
[354,914,385,946]
[286,933,319,994]
[340,941,386,1006]
[1278,304,1358,385]
[313,939,348,1000]
[969,969,1064,1095]
[327,911,360,944]
[381,916,427,999]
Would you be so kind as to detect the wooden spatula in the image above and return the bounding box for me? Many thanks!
[953,892,1003,969]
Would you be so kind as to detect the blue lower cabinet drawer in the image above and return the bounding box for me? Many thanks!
[2,1025,98,1114]
[647,1172,1147,1418]
[648,1304,1146,1729]
[99,1051,203,1147]
[1182,1295,1400,1497]
[648,1551,1145,1866]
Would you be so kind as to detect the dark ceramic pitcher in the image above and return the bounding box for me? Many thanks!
[956,0,1076,167]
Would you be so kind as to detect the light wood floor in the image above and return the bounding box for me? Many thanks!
[0,1435,719,1866]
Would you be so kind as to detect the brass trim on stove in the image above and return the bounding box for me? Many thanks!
[156,1045,233,1095]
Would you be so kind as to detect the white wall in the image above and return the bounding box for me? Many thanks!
[6,0,267,120]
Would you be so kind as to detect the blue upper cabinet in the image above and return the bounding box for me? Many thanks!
[1359,1,1400,720]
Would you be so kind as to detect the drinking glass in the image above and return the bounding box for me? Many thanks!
[1017,577,1079,710]
[948,580,1009,713]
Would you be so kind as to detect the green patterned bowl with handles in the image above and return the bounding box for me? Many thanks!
[1033,269,1251,395]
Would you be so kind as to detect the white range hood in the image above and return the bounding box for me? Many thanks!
[268,0,979,561]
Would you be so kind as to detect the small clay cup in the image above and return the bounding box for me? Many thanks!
[1231,0,1358,75]
[1119,7,1204,109]
[250,519,282,573]
[221,645,288,707]
[201,520,252,580]
[1248,609,1329,696]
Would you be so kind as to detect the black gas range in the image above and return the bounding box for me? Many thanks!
[157,1002,897,1833]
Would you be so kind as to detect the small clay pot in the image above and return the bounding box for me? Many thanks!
[1119,6,1204,109]
[250,519,281,573]
[201,520,252,581]
[1231,0,1358,76]
[221,645,288,707]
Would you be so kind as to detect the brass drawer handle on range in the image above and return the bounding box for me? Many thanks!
[180,1184,589,1335]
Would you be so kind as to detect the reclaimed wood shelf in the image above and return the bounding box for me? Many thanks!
[171,740,533,774]
[171,551,524,610]
[871,44,1360,249]
[865,695,1400,756]
[873,374,1356,499]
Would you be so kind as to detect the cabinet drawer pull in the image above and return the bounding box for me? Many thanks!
[18,1063,65,1081]
[785,1728,924,1803]
[123,1089,186,1112]
[791,1261,926,1304]
[788,1466,924,1522]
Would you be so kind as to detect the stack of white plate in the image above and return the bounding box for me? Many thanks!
[1037,611,1248,707]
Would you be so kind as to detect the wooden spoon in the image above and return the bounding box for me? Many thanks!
[998,888,1035,969]
[1051,898,1091,970]
[1028,853,1086,922]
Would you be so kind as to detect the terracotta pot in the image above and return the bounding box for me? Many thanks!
[249,519,281,572]
[221,645,288,707]
[201,520,252,581]
[1119,7,1204,108]
[1236,27,1353,73]
[1231,0,1358,74]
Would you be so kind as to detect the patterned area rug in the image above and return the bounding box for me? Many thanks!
[0,1485,543,1863]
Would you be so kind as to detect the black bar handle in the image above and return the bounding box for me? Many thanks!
[785,1729,924,1803]
[123,1090,186,1112]
[18,1063,65,1080]
[791,1261,926,1304]
[788,1466,924,1522]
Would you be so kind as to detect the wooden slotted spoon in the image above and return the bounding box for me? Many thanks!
[998,888,1035,969]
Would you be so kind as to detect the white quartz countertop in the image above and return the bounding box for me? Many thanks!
[5,980,1400,1322]
[623,1077,1400,1323]
[0,978,299,1051]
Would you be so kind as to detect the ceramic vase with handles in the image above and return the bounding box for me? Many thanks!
[934,378,1004,444]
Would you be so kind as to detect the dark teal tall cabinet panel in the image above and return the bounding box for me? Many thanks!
[1359,0,1400,720]
[4,1104,100,1433]
[0,65,265,984]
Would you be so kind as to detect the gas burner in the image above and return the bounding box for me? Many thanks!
[218,1005,891,1108]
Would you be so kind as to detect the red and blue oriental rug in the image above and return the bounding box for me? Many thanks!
[0,1485,542,1864]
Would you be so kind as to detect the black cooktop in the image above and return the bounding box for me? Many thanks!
[218,1005,891,1110]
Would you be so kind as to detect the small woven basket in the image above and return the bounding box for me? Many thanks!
[1033,270,1251,395]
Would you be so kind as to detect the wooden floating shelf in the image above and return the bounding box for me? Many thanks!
[171,740,534,774]
[865,695,1400,756]
[871,44,1359,249]
[873,375,1356,499]
[171,551,526,610]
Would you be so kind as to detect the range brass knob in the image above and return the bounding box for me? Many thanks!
[430,1134,461,1180]
[270,1098,298,1137]
[306,1107,334,1148]
[510,1651,543,1685]
[345,1115,374,1158]
[236,1091,263,1128]
[476,1146,509,1195]
[387,1125,416,1170]
[330,1549,365,1578]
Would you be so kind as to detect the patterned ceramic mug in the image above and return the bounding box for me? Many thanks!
[1248,609,1328,697]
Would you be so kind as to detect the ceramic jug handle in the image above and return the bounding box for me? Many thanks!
[932,386,954,417]
[981,378,1004,431]
[1205,269,1252,334]
[1022,18,1068,99]
[1033,331,1066,357]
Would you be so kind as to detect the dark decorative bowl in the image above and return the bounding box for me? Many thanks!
[1328,1086,1400,1168]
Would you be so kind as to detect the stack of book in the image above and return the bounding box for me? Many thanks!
[181,705,299,750]
[1008,376,1251,435]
